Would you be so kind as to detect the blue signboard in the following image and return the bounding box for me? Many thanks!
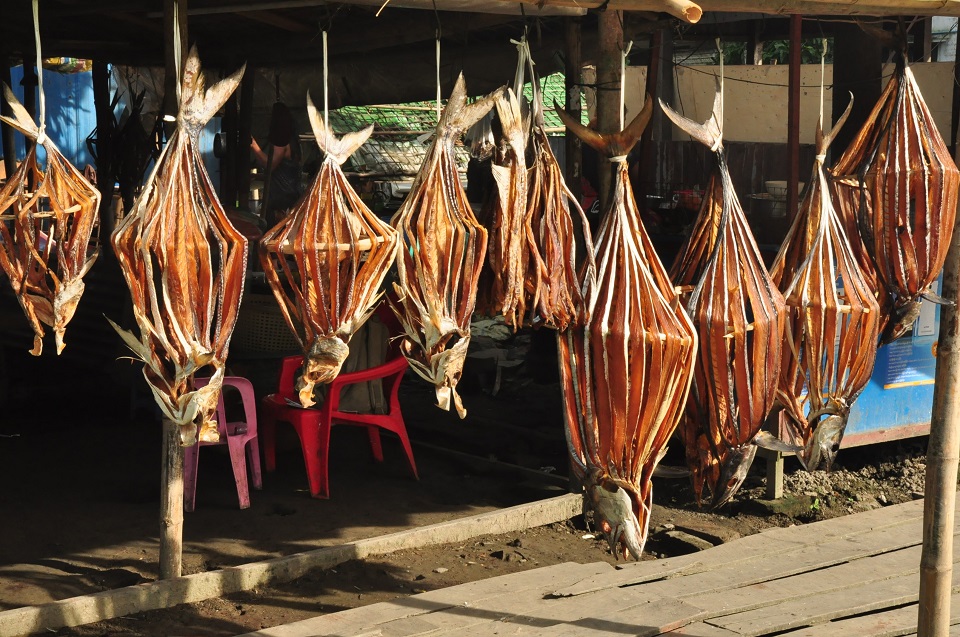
[842,278,942,447]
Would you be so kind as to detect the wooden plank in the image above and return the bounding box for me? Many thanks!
[666,623,743,636]
[533,597,706,636]
[555,503,926,599]
[706,567,960,636]
[780,592,960,637]
[238,562,613,637]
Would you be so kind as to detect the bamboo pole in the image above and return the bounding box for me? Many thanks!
[917,146,960,635]
[596,9,622,217]
[158,417,184,579]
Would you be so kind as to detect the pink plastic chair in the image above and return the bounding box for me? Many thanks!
[185,376,263,511]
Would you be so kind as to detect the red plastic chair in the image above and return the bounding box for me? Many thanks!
[260,310,418,499]
[185,376,263,511]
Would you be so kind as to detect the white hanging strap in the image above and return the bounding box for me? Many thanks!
[712,37,724,152]
[435,35,441,121]
[620,40,632,130]
[323,30,330,149]
[32,0,46,144]
[163,0,183,123]
[510,34,530,96]
[819,37,827,129]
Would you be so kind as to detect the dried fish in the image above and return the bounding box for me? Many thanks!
[0,85,100,355]
[110,47,247,446]
[526,75,593,331]
[556,95,697,559]
[771,103,881,471]
[481,88,533,328]
[662,89,788,508]
[261,93,398,407]
[832,55,959,343]
[391,75,503,418]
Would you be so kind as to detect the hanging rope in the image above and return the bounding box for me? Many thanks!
[323,30,330,150]
[32,0,46,144]
[620,39,632,130]
[510,32,531,96]
[163,0,183,123]
[712,37,724,152]
[433,0,442,121]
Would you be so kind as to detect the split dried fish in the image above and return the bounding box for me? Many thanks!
[391,75,503,418]
[772,104,881,471]
[479,88,534,328]
[0,85,100,355]
[832,56,959,343]
[526,74,594,331]
[662,89,788,508]
[556,95,697,559]
[110,47,247,446]
[261,93,398,407]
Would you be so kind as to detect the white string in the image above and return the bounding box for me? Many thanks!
[620,40,632,130]
[819,38,827,129]
[173,0,182,103]
[714,37,724,149]
[511,34,531,97]
[323,30,329,149]
[435,36,441,121]
[32,0,45,144]
[609,154,627,163]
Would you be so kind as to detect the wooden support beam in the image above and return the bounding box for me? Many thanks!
[236,10,315,34]
[596,9,622,217]
[786,14,801,222]
[831,22,881,161]
[564,16,583,207]
[158,417,184,580]
[92,60,117,242]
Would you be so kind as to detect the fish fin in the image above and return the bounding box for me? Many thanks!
[921,289,954,306]
[553,101,609,154]
[306,91,373,165]
[753,430,803,453]
[820,92,853,155]
[1,83,39,139]
[457,82,505,134]
[614,93,654,154]
[198,63,245,127]
[659,77,722,151]
[651,464,691,479]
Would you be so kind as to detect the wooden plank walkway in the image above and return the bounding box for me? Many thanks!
[238,495,960,637]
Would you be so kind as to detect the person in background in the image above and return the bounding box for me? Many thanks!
[251,101,302,227]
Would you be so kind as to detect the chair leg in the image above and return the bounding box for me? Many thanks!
[262,416,277,473]
[367,426,384,463]
[183,443,201,512]
[226,437,251,509]
[298,423,331,499]
[248,438,263,490]
[397,427,419,480]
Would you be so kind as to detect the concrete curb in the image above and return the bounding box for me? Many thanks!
[0,493,583,637]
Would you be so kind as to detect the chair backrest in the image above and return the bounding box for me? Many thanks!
[276,355,304,402]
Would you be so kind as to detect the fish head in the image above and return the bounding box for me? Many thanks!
[802,413,848,472]
[586,475,650,560]
[712,443,758,509]
[52,277,87,354]
[297,336,351,407]
[881,297,923,344]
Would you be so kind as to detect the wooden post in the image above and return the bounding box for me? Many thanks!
[831,22,881,158]
[237,70,254,211]
[0,58,15,180]
[564,16,583,206]
[596,9,623,216]
[159,417,184,579]
[786,14,802,222]
[92,60,117,241]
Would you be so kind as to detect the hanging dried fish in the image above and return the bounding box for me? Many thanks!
[392,75,503,419]
[261,93,398,407]
[0,86,100,355]
[526,74,594,331]
[110,47,247,446]
[832,55,959,343]
[771,105,882,471]
[556,95,697,559]
[481,88,533,328]
[662,89,789,508]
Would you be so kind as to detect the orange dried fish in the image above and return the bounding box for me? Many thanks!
[0,86,100,355]
[261,93,398,407]
[662,90,788,508]
[526,75,593,331]
[110,47,247,446]
[556,96,697,559]
[391,75,502,419]
[832,55,959,343]
[771,105,881,471]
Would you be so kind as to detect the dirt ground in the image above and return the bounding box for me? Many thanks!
[0,338,933,637]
